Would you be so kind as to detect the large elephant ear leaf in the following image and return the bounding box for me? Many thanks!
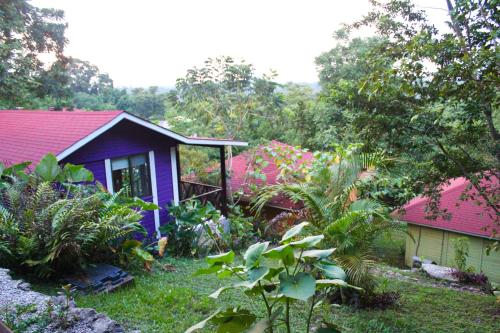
[62,163,94,183]
[289,235,324,248]
[281,222,310,243]
[206,251,235,265]
[244,242,269,269]
[35,154,61,182]
[185,308,222,333]
[211,307,256,333]
[279,272,316,301]
[316,262,347,281]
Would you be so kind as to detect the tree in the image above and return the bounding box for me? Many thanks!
[66,58,114,95]
[169,56,283,143]
[317,0,499,234]
[0,0,67,108]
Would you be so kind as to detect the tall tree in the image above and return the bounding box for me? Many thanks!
[318,0,499,234]
[0,0,67,108]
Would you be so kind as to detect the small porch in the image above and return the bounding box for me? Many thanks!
[174,142,244,216]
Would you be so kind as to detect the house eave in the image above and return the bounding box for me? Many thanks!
[56,112,248,161]
[404,220,499,241]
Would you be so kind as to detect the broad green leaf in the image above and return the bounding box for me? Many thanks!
[62,163,94,183]
[263,244,295,266]
[211,307,256,333]
[300,248,335,259]
[244,242,269,269]
[194,264,223,276]
[278,272,316,301]
[121,239,142,251]
[264,267,284,281]
[185,308,221,333]
[206,251,235,265]
[209,281,255,299]
[289,235,324,248]
[316,279,362,290]
[35,154,60,182]
[281,222,310,243]
[248,266,270,283]
[316,263,347,281]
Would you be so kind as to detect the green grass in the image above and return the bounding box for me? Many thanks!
[55,257,500,333]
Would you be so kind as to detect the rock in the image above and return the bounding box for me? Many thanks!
[92,314,124,333]
[17,281,31,291]
[412,256,422,268]
[422,263,458,282]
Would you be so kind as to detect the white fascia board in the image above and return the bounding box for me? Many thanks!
[56,112,247,161]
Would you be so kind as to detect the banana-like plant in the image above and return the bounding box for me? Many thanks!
[187,222,360,333]
[252,149,405,293]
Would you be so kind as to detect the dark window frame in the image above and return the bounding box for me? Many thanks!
[111,153,152,198]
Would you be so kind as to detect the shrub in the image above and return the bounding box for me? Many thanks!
[187,222,360,333]
[0,155,157,278]
[451,270,488,286]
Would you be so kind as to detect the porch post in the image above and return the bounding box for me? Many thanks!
[175,144,181,201]
[219,145,228,216]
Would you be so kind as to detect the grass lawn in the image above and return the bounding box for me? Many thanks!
[54,257,500,333]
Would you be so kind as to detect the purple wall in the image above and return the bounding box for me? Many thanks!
[62,120,177,235]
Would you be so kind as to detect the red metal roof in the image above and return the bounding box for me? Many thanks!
[230,141,314,209]
[399,176,499,238]
[0,110,123,165]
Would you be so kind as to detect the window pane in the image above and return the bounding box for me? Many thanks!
[111,157,129,170]
[111,153,151,198]
[112,168,131,195]
[130,155,146,167]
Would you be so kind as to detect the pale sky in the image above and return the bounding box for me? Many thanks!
[33,0,449,87]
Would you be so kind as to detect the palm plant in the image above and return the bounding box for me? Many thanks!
[253,148,405,293]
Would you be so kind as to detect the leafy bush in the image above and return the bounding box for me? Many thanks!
[451,270,488,286]
[161,200,225,256]
[188,222,360,333]
[0,154,157,277]
[162,200,257,257]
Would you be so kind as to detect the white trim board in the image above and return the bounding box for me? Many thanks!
[148,150,161,237]
[170,146,180,205]
[104,158,113,193]
[56,112,247,161]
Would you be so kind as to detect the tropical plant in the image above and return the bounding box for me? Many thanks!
[0,154,157,277]
[253,147,405,293]
[187,222,359,333]
[451,237,471,272]
[161,199,226,257]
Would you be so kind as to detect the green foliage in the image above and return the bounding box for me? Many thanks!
[162,200,224,257]
[0,0,67,108]
[253,147,405,293]
[188,222,358,333]
[0,154,155,278]
[451,237,471,272]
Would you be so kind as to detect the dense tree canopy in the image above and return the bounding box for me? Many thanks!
[0,0,67,108]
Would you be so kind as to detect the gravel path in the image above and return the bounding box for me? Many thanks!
[0,268,135,333]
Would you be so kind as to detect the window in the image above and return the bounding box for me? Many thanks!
[111,153,152,197]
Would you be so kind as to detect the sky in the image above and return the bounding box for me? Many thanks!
[33,0,450,88]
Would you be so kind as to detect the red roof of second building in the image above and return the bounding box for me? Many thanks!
[399,176,499,238]
[230,140,314,209]
[0,110,123,165]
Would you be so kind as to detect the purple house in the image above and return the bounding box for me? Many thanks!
[0,110,247,236]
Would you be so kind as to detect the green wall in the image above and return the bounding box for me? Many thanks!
[405,224,500,283]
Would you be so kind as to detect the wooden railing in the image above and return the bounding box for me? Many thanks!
[180,180,224,208]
